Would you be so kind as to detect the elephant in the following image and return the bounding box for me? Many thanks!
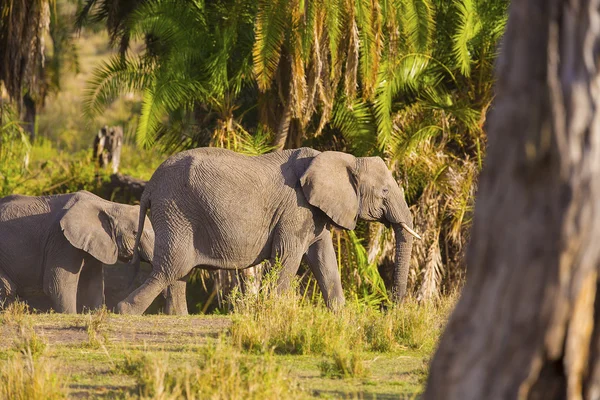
[117,147,420,315]
[0,190,154,313]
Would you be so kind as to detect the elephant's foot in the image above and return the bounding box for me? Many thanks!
[116,272,170,315]
[115,300,143,315]
[164,280,188,315]
[326,296,346,312]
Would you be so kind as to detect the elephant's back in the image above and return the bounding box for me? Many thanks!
[0,194,53,222]
[0,195,56,288]
[145,148,313,267]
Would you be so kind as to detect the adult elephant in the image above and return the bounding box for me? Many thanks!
[118,148,420,315]
[0,191,154,313]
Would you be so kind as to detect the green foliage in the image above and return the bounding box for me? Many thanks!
[84,0,258,152]
[0,104,31,197]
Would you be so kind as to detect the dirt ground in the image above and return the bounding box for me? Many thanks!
[0,313,426,399]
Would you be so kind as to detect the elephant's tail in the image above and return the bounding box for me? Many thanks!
[129,187,151,288]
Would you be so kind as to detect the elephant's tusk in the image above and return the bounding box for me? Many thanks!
[400,222,422,240]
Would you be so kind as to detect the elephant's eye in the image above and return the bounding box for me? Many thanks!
[382,187,389,197]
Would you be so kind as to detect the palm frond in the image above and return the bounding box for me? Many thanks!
[397,0,435,53]
[451,0,480,77]
[331,99,377,156]
[83,56,155,117]
[253,0,288,91]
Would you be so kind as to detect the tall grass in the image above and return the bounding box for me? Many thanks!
[230,271,457,356]
[0,301,65,399]
[118,342,306,399]
[0,355,66,400]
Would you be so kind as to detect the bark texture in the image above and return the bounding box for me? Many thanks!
[424,1,600,399]
[94,125,123,174]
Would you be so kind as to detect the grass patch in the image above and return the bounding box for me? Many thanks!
[230,278,456,356]
[85,307,110,349]
[1,301,31,327]
[319,350,370,379]
[12,325,48,360]
[120,342,307,399]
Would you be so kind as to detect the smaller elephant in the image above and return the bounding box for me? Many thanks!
[0,191,154,313]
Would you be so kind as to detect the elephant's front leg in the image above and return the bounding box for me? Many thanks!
[0,268,17,308]
[44,259,84,314]
[77,259,105,312]
[305,231,345,310]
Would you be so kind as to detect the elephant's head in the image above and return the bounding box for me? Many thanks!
[300,151,420,302]
[60,197,155,265]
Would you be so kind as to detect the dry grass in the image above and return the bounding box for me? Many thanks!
[230,277,457,356]
[85,307,110,349]
[1,300,31,326]
[0,304,65,400]
[319,350,370,379]
[119,341,307,400]
[0,354,67,400]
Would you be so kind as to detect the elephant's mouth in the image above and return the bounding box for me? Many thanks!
[381,218,421,240]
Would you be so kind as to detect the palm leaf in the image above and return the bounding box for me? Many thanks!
[253,0,288,91]
[84,56,155,117]
[397,0,435,53]
[451,0,480,77]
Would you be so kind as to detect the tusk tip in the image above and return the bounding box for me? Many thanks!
[400,222,422,240]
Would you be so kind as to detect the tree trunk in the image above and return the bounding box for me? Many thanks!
[22,93,36,142]
[424,1,600,399]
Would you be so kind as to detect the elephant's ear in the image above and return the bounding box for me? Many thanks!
[300,151,359,230]
[60,200,118,264]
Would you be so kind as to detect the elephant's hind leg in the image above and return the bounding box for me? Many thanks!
[117,234,195,315]
[164,278,188,315]
[117,270,181,315]
[0,269,17,308]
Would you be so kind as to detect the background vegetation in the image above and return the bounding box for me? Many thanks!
[0,0,508,310]
[0,0,509,396]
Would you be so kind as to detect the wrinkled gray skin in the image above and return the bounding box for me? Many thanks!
[118,148,417,315]
[0,191,154,313]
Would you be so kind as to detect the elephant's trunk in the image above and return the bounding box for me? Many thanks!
[385,187,419,303]
[391,224,414,302]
